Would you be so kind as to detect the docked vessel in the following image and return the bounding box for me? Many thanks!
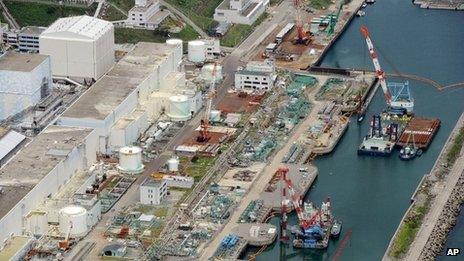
[388,81,414,115]
[356,10,366,17]
[358,114,398,156]
[292,199,336,249]
[331,220,342,238]
[399,145,418,161]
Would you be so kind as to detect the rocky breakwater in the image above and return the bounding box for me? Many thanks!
[419,174,464,260]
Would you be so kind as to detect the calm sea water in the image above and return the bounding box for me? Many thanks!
[244,0,464,260]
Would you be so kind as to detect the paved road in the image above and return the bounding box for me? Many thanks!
[0,0,19,29]
[160,0,208,38]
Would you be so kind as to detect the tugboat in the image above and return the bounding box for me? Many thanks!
[399,133,421,161]
[331,220,342,238]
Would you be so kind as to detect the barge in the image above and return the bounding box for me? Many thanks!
[397,118,441,149]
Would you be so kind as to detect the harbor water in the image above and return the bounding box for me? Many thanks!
[244,0,464,260]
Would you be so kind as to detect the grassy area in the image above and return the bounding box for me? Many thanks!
[115,25,198,43]
[446,127,464,165]
[220,12,268,47]
[165,0,222,31]
[309,0,332,9]
[270,0,284,6]
[103,5,127,21]
[108,0,134,12]
[185,156,216,182]
[390,204,429,258]
[4,0,95,26]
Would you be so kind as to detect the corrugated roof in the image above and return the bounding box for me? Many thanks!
[0,131,25,161]
[42,15,112,40]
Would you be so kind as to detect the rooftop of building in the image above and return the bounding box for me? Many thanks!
[0,125,94,219]
[20,26,47,35]
[130,0,159,13]
[0,52,48,72]
[61,42,175,120]
[242,2,259,16]
[41,15,112,40]
[141,177,165,187]
[0,235,33,260]
[236,69,270,76]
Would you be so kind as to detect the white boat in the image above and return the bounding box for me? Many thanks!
[357,10,366,17]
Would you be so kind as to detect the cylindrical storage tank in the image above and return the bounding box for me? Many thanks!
[117,146,144,174]
[59,206,88,238]
[201,63,223,83]
[188,40,206,63]
[210,110,221,122]
[167,157,179,172]
[166,38,183,66]
[168,95,190,122]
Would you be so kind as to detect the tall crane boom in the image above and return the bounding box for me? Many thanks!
[197,62,217,142]
[360,26,392,104]
[283,176,310,229]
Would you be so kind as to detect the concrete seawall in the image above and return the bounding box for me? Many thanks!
[383,113,464,260]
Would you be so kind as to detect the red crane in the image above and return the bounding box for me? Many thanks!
[294,0,310,45]
[360,26,392,104]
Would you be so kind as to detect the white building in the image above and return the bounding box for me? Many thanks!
[18,26,46,52]
[39,15,114,81]
[127,0,169,29]
[0,125,98,245]
[0,52,51,121]
[57,42,201,154]
[140,177,167,205]
[214,0,269,25]
[234,59,276,91]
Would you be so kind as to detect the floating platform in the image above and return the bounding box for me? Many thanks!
[397,118,441,149]
[357,136,394,156]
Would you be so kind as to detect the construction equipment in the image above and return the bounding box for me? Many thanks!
[360,26,414,113]
[293,0,311,45]
[281,170,311,229]
[197,62,218,142]
[327,0,345,36]
[58,221,73,251]
[279,167,290,241]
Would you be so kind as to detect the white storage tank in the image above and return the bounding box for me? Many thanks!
[201,63,223,83]
[118,146,144,174]
[188,40,206,63]
[167,157,179,172]
[59,205,88,238]
[168,95,191,122]
[210,110,221,122]
[166,38,183,66]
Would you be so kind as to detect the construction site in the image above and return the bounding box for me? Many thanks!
[1,0,461,259]
[253,0,364,70]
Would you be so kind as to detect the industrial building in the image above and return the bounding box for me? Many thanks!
[39,15,114,81]
[2,26,46,52]
[140,177,167,205]
[214,0,269,25]
[0,52,52,121]
[57,41,202,154]
[127,0,169,29]
[234,60,276,91]
[0,125,98,245]
[0,129,26,168]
